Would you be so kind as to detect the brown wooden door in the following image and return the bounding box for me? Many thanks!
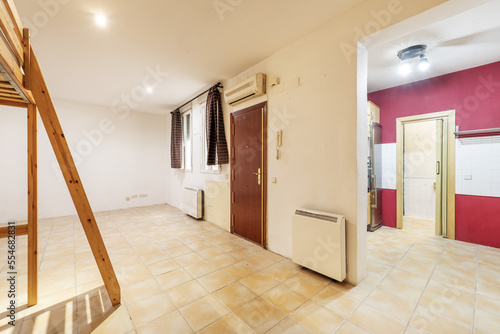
[231,102,267,247]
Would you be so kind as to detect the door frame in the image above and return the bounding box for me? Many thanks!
[230,101,268,248]
[396,110,456,239]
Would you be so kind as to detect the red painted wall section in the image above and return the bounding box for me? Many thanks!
[382,189,397,228]
[368,61,500,144]
[456,195,500,248]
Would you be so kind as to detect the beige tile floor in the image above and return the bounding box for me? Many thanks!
[0,206,499,333]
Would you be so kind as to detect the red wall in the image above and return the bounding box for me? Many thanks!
[369,61,500,144]
[382,189,397,228]
[456,195,500,248]
[368,61,500,248]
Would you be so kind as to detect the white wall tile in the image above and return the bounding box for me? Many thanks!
[381,137,499,198]
[455,138,500,198]
[480,183,493,197]
[492,171,500,184]
[492,184,500,197]
[380,143,396,190]
[404,178,436,219]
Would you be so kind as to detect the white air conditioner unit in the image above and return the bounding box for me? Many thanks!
[224,73,266,106]
[292,209,346,282]
[183,187,204,219]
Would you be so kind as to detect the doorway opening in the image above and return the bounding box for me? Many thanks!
[396,111,456,238]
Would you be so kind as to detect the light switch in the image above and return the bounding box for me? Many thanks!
[272,177,277,184]
[464,175,472,180]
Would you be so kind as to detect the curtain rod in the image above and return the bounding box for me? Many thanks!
[172,82,223,113]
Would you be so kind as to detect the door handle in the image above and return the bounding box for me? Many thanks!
[436,161,440,175]
[252,168,261,185]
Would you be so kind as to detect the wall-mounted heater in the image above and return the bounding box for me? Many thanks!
[292,209,346,282]
[183,187,204,219]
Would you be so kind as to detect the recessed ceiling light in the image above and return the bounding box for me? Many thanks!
[146,86,154,94]
[95,14,107,27]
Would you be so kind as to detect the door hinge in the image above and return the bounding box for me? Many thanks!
[231,215,235,229]
[232,124,235,136]
[232,192,235,204]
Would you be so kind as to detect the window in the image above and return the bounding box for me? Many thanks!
[200,103,220,173]
[182,110,193,171]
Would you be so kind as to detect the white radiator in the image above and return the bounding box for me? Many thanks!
[292,209,346,282]
[183,187,204,219]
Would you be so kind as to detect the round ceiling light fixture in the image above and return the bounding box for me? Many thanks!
[397,44,429,74]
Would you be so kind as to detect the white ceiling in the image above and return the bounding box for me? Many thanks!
[368,1,500,93]
[16,0,365,114]
[15,1,500,109]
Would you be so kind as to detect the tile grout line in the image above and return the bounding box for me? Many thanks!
[332,230,416,333]
[132,206,277,334]
[402,238,448,333]
[73,215,80,334]
[102,211,137,334]
[471,244,479,334]
[127,207,198,334]
[104,208,160,332]
[371,236,423,326]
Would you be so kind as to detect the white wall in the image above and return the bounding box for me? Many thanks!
[165,95,229,228]
[0,105,27,222]
[456,136,500,197]
[380,143,397,190]
[215,0,448,284]
[0,99,168,222]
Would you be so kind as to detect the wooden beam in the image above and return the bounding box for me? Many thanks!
[29,48,121,306]
[0,1,23,64]
[0,86,17,93]
[0,81,12,88]
[0,98,27,108]
[0,96,26,104]
[1,0,23,41]
[27,104,38,307]
[0,224,28,238]
[23,28,30,89]
[0,33,34,103]
[0,90,21,97]
[0,34,23,86]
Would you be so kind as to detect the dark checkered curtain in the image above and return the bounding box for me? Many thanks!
[206,86,229,165]
[170,109,182,168]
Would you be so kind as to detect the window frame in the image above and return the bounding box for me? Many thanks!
[181,109,193,172]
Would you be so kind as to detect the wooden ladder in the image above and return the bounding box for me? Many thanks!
[0,0,120,306]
